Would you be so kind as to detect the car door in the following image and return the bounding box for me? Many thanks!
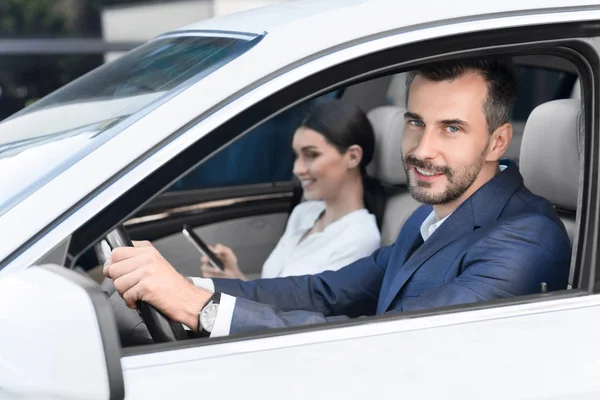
[113,12,600,400]
[119,294,600,399]
[4,5,600,400]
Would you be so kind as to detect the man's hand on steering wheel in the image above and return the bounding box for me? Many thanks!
[103,240,212,332]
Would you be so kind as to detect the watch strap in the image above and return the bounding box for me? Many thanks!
[197,292,221,337]
[203,292,221,308]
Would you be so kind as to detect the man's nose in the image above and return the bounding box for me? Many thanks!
[411,128,440,161]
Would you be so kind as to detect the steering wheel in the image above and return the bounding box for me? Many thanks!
[98,226,187,343]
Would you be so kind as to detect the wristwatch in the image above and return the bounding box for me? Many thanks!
[197,292,221,337]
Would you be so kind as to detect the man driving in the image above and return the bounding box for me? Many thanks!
[104,59,571,337]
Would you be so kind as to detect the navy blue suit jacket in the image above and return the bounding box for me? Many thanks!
[214,162,572,334]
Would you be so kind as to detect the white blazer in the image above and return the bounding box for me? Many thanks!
[260,201,381,278]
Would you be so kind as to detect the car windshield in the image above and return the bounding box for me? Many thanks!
[0,32,260,217]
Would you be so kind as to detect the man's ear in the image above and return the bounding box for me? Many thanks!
[346,144,364,169]
[486,123,513,162]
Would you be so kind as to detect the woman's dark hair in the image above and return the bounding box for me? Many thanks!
[301,99,386,229]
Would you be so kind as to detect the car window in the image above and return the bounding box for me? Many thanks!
[512,67,577,120]
[384,66,577,164]
[169,92,339,190]
[385,67,576,115]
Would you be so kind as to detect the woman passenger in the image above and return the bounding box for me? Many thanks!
[201,99,382,280]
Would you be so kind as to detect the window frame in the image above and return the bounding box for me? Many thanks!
[109,23,598,355]
[3,20,595,356]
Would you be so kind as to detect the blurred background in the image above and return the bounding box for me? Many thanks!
[0,0,284,121]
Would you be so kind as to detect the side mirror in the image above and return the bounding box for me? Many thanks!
[0,264,124,400]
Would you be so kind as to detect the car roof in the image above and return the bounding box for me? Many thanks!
[173,0,600,36]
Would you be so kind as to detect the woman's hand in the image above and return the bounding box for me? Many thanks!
[200,243,247,281]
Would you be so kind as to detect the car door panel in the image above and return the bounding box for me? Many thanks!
[153,212,287,278]
[125,183,295,277]
[121,294,600,399]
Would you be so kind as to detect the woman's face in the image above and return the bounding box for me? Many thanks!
[292,127,360,201]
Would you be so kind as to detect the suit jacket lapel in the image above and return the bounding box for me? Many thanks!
[376,222,423,314]
[379,160,524,313]
[379,202,475,312]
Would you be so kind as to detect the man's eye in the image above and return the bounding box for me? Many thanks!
[444,126,460,134]
[408,120,424,127]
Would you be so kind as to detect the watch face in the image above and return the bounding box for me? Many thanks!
[200,302,219,333]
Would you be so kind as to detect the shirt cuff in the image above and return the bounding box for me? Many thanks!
[210,293,236,338]
[189,277,215,292]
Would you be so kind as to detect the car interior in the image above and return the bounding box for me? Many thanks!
[59,52,583,347]
[114,55,582,278]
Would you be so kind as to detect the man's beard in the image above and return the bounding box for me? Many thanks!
[402,144,489,205]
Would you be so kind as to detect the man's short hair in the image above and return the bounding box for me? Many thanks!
[405,59,519,134]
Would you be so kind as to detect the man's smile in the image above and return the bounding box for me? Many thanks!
[413,167,444,183]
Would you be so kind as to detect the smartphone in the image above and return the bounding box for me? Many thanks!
[182,225,224,271]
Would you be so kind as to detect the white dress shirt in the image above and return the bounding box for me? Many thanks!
[191,200,380,336]
[261,201,381,278]
[192,165,509,336]
[420,212,450,241]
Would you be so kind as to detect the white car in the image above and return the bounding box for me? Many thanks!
[0,0,599,399]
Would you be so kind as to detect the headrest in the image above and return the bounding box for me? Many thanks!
[519,99,582,210]
[367,105,408,185]
[571,78,581,99]
[386,73,407,107]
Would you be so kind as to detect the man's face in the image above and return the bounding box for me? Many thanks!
[402,72,492,205]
